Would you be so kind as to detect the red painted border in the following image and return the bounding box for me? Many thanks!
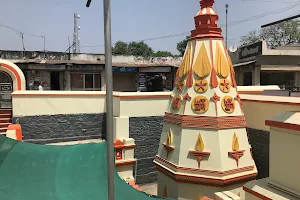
[116,160,136,166]
[156,163,257,187]
[1,63,22,90]
[11,93,105,97]
[242,99,300,106]
[265,120,300,131]
[243,186,272,200]
[155,155,255,175]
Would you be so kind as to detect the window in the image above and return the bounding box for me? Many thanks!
[71,73,101,91]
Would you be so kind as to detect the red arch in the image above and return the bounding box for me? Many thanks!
[1,63,22,90]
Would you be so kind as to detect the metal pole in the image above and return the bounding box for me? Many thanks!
[225,4,228,49]
[103,0,115,199]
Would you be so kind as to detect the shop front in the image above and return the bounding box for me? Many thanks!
[27,64,65,90]
[68,64,104,91]
[138,66,174,92]
[112,67,138,92]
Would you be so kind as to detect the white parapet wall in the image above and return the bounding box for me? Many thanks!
[244,111,300,200]
[12,91,106,117]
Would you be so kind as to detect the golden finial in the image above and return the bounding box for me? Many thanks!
[195,133,205,152]
[232,133,240,151]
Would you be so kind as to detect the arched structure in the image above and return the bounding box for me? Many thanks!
[0,59,26,91]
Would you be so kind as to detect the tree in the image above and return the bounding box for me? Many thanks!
[152,51,173,57]
[240,19,300,49]
[240,30,261,46]
[128,41,153,57]
[112,41,128,55]
[177,36,190,56]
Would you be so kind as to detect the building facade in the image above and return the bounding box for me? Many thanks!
[0,50,180,93]
[230,41,300,89]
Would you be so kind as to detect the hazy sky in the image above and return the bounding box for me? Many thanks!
[0,0,299,54]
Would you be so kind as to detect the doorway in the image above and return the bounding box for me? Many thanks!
[0,71,13,108]
[50,72,60,90]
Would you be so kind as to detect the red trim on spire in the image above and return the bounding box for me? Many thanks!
[186,41,197,87]
[209,38,218,88]
[191,0,222,39]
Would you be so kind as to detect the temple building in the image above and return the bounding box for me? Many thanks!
[154,0,257,199]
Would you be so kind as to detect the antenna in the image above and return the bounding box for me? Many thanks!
[229,45,238,53]
[73,13,81,53]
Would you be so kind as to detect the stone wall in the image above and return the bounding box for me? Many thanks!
[13,114,270,185]
[129,116,163,184]
[13,113,106,144]
[247,128,270,179]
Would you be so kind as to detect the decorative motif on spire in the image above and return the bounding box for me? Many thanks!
[228,133,245,167]
[189,133,210,168]
[167,129,172,146]
[215,43,230,78]
[186,41,196,87]
[197,193,202,200]
[163,129,175,160]
[221,96,235,114]
[163,184,168,198]
[210,92,220,116]
[173,69,180,86]
[194,79,208,93]
[195,133,205,152]
[232,133,239,151]
[176,78,185,92]
[219,78,231,93]
[192,96,209,114]
[209,39,218,88]
[193,43,211,78]
[171,95,182,111]
[179,42,191,78]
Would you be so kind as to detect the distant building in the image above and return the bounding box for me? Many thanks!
[0,50,181,92]
[230,40,300,89]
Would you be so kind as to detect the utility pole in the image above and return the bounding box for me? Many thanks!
[225,4,229,49]
[86,0,115,200]
[73,13,81,53]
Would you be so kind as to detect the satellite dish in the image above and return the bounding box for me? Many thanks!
[229,45,238,53]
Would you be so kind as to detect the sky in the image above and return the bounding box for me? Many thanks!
[0,0,300,55]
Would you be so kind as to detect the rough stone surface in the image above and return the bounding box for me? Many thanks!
[13,113,106,144]
[129,116,163,184]
[247,128,270,179]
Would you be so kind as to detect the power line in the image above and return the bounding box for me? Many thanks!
[0,22,46,54]
[82,1,300,48]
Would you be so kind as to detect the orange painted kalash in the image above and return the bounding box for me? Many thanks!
[155,0,257,199]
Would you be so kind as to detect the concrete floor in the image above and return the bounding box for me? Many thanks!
[140,183,158,196]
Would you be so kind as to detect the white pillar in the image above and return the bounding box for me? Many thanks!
[294,72,300,87]
[252,66,261,86]
[64,71,71,90]
[101,72,106,91]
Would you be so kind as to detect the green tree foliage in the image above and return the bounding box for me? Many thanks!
[152,50,173,57]
[112,41,128,55]
[240,19,300,49]
[128,41,153,57]
[177,36,190,56]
